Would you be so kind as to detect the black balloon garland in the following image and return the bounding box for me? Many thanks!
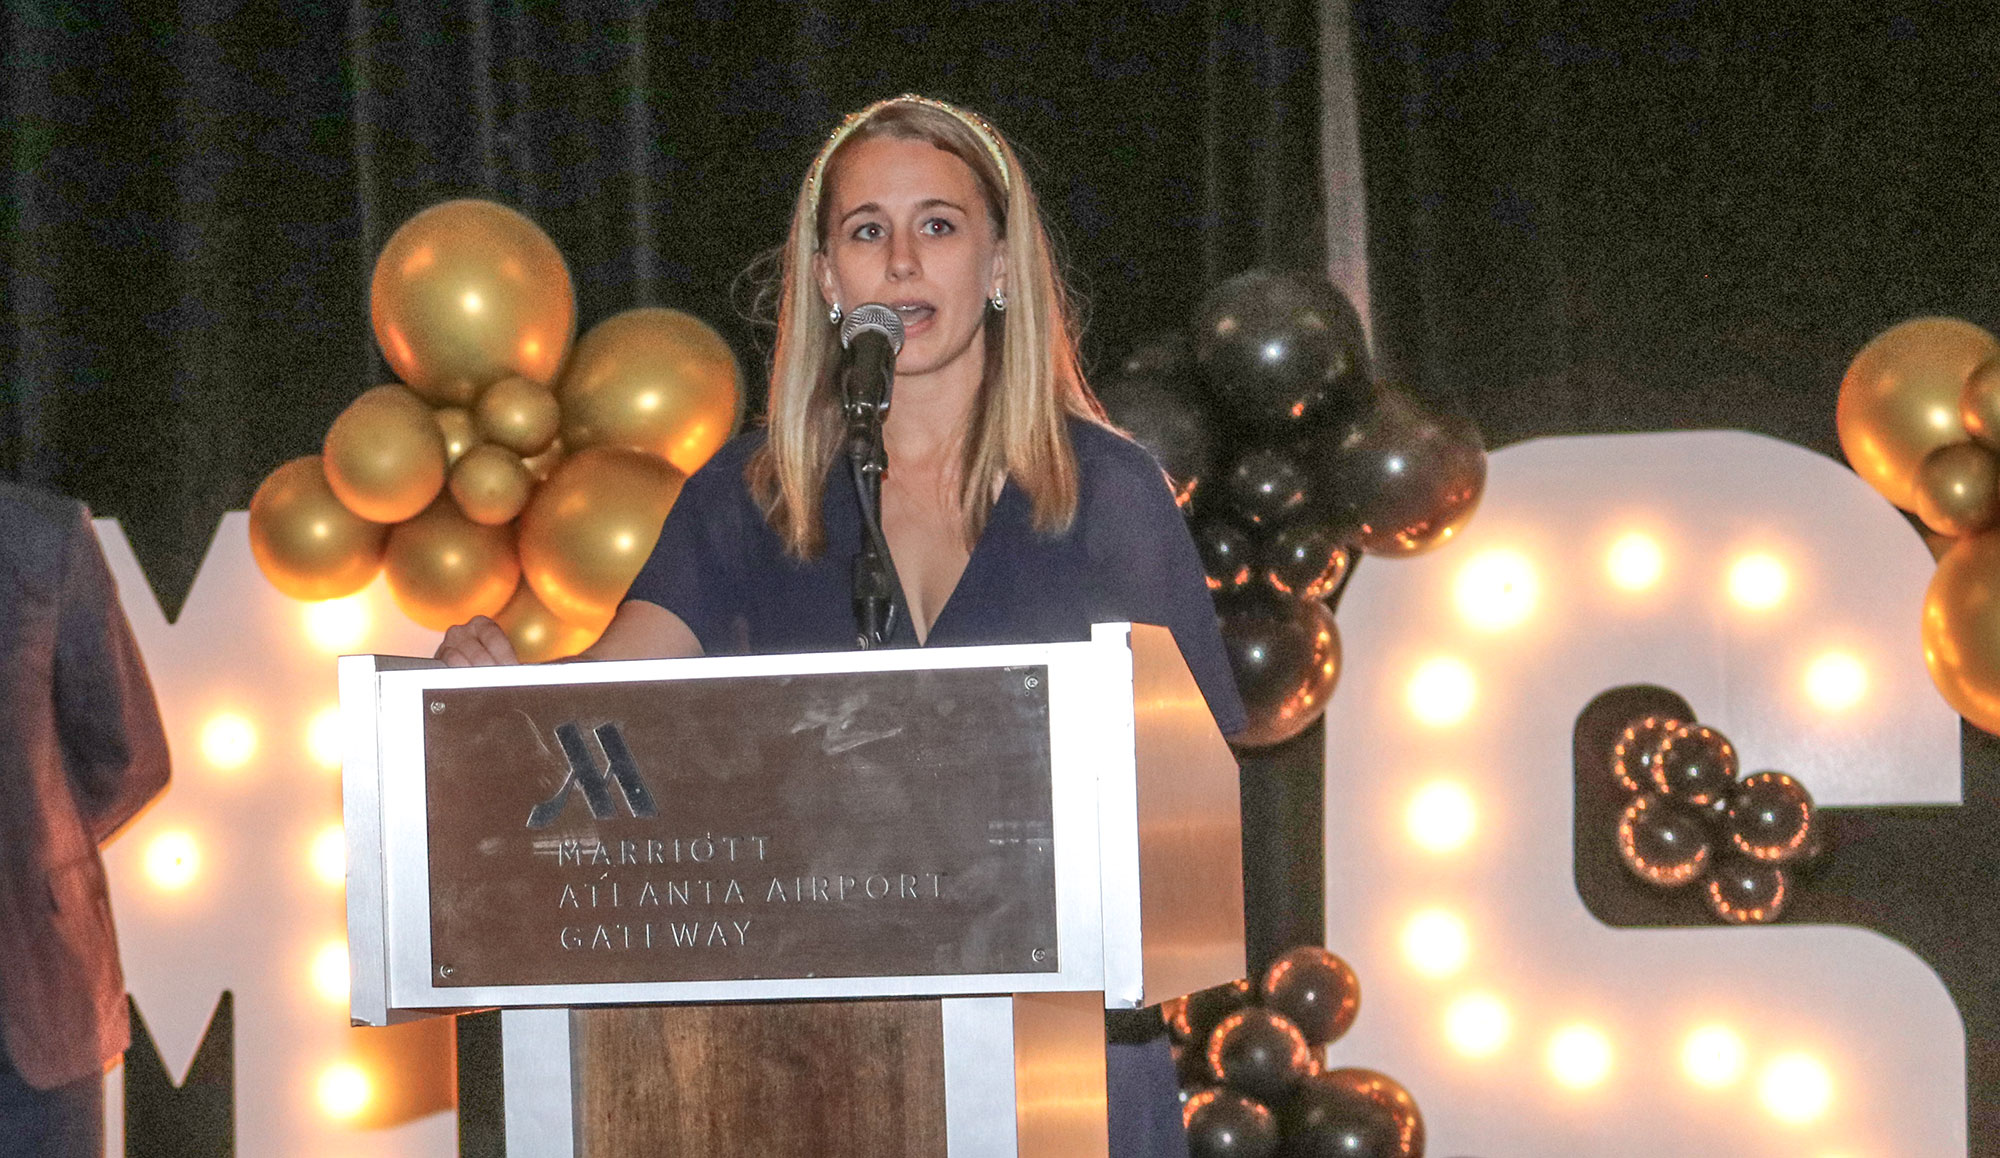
[1095,269,1489,748]
[1609,714,1821,924]
[1164,946,1426,1158]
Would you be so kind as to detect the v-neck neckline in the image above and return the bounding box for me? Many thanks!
[899,476,1017,648]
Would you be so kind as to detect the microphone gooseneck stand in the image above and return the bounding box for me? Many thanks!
[838,305,906,649]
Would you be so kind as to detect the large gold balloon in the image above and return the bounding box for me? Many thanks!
[476,375,560,455]
[519,447,685,624]
[434,406,478,466]
[448,443,533,525]
[323,384,448,523]
[1837,317,1999,511]
[383,499,520,630]
[1913,441,2000,537]
[248,457,388,600]
[1963,355,2000,448]
[493,581,606,663]
[1923,530,2000,733]
[370,199,576,406]
[557,307,742,475]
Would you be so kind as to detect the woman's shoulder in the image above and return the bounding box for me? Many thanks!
[1066,415,1176,499]
[683,426,769,489]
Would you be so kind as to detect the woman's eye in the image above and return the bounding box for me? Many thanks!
[921,218,955,236]
[851,222,884,241]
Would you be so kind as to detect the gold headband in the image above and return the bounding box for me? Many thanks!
[805,94,1013,227]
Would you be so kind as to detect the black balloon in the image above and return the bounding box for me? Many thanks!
[1705,857,1788,924]
[1320,386,1486,556]
[1260,946,1361,1048]
[1224,444,1317,528]
[1169,979,1255,1046]
[1264,524,1351,602]
[1610,715,1683,795]
[1616,794,1712,887]
[1177,1044,1218,1091]
[1726,771,1815,863]
[1097,371,1217,506]
[1218,594,1342,748]
[1281,1068,1424,1158]
[1121,329,1196,378]
[1194,517,1260,595]
[1652,723,1739,805]
[1207,1008,1315,1105]
[1193,269,1372,431]
[1183,1088,1280,1158]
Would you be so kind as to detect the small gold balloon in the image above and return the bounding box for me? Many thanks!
[1837,317,1999,511]
[435,407,478,466]
[493,581,605,663]
[557,307,742,475]
[522,436,565,481]
[323,384,448,523]
[370,199,576,406]
[519,446,685,624]
[448,443,534,526]
[383,499,520,630]
[248,457,388,600]
[476,375,561,455]
[1963,355,2000,448]
[1913,441,2000,537]
[1923,530,2000,733]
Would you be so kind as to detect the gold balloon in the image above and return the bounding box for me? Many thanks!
[323,384,448,523]
[370,199,576,406]
[248,457,388,600]
[1913,441,2000,537]
[557,307,742,475]
[476,374,561,455]
[519,447,685,624]
[383,499,520,630]
[435,406,478,466]
[1963,355,2000,448]
[522,436,565,481]
[1924,530,2000,733]
[1837,317,1999,511]
[493,581,605,663]
[448,443,534,526]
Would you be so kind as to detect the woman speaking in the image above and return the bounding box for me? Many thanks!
[440,94,1246,1155]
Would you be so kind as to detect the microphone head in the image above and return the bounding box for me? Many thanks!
[840,303,905,355]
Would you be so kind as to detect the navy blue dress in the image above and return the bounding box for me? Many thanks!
[626,417,1247,1156]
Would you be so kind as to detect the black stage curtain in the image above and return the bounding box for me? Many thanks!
[1,0,1324,620]
[1353,0,2000,447]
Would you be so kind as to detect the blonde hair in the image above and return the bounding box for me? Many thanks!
[749,94,1102,558]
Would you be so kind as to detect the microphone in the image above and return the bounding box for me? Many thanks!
[838,303,905,428]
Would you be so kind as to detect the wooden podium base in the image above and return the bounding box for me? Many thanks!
[502,994,1109,1157]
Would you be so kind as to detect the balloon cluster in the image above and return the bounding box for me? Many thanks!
[1166,946,1424,1158]
[1606,714,1820,924]
[1097,269,1487,747]
[247,200,741,659]
[1834,317,2000,733]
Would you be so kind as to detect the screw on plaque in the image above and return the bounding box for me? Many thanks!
[430,701,445,714]
[1024,675,1039,689]
[438,964,454,978]
[1030,948,1048,963]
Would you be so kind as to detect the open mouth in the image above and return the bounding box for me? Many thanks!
[891,301,936,327]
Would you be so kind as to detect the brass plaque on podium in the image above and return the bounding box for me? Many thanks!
[421,664,1057,987]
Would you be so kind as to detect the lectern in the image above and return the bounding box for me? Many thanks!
[341,622,1243,1156]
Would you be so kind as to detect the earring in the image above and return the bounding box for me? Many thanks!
[828,302,844,325]
[989,290,1007,313]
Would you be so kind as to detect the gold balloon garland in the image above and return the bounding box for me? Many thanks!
[249,198,741,659]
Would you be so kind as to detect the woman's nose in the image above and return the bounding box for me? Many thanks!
[886,232,919,279]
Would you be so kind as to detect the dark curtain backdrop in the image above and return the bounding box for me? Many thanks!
[1,0,1324,620]
[1353,0,2000,447]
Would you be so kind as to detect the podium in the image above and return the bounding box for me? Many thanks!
[340,622,1243,1156]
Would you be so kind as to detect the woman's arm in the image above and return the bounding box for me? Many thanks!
[436,599,703,666]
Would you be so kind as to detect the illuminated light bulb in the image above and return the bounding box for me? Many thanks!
[1728,553,1789,611]
[1405,781,1477,853]
[1606,532,1665,592]
[1759,1052,1834,1124]
[1401,909,1470,978]
[1804,651,1868,712]
[1547,1024,1614,1090]
[461,290,484,315]
[1682,1024,1747,1088]
[144,832,200,891]
[1443,993,1511,1057]
[317,1063,372,1119]
[311,940,350,1003]
[307,706,344,771]
[1454,549,1539,630]
[310,824,346,886]
[302,596,370,653]
[1406,659,1476,727]
[200,713,257,771]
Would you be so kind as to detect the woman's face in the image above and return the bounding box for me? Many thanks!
[816,135,1005,388]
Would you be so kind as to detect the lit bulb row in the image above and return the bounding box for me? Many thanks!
[1456,537,1802,630]
[144,821,343,893]
[197,706,344,775]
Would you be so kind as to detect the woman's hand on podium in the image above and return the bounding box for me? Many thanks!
[436,615,520,667]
